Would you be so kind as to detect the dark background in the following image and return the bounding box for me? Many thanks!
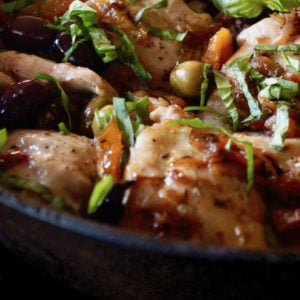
[0,244,99,299]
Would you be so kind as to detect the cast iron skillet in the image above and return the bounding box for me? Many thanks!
[0,188,300,299]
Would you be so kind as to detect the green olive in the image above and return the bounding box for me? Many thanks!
[81,95,111,136]
[170,60,204,99]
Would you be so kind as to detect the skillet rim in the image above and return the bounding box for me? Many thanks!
[0,187,299,264]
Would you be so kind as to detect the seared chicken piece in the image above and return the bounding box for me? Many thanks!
[235,133,300,201]
[0,51,118,98]
[123,121,266,249]
[205,9,300,128]
[228,10,299,63]
[88,0,219,91]
[1,130,97,212]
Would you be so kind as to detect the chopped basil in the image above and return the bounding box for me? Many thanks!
[200,64,212,107]
[87,175,114,214]
[233,67,263,122]
[213,69,239,130]
[264,0,300,12]
[133,97,150,125]
[0,0,34,13]
[0,171,65,208]
[0,128,7,152]
[184,106,225,118]
[271,101,290,151]
[94,107,114,130]
[48,0,117,63]
[259,77,299,100]
[212,0,300,19]
[58,122,70,135]
[113,97,135,147]
[113,26,152,88]
[134,0,168,23]
[34,72,72,130]
[282,53,300,72]
[147,26,187,42]
[168,118,255,192]
[89,27,118,63]
[254,44,300,52]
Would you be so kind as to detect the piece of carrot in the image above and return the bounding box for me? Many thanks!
[95,117,123,180]
[202,27,234,70]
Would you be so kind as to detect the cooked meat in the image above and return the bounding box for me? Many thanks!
[228,10,300,63]
[88,0,219,91]
[0,51,118,98]
[123,121,266,249]
[1,130,97,212]
[234,132,300,202]
[205,10,300,131]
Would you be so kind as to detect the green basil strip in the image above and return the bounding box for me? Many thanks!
[200,63,212,107]
[168,118,255,192]
[0,171,65,208]
[113,97,135,147]
[135,97,150,125]
[94,108,114,130]
[233,68,263,122]
[62,0,98,27]
[282,53,300,72]
[89,27,118,63]
[259,77,299,100]
[34,73,72,130]
[213,70,239,130]
[0,128,7,152]
[271,101,290,151]
[254,44,300,52]
[134,0,168,23]
[264,0,300,12]
[58,122,70,135]
[47,0,117,64]
[147,26,187,42]
[184,106,225,118]
[0,0,34,13]
[113,26,152,88]
[87,174,114,214]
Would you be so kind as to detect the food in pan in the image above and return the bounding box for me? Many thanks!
[1,0,300,250]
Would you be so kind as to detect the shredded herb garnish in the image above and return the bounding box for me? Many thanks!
[233,67,263,122]
[134,0,168,23]
[271,101,290,151]
[147,26,187,42]
[0,171,65,208]
[113,97,135,147]
[58,122,70,135]
[0,128,7,152]
[254,44,300,52]
[112,26,152,88]
[282,53,300,72]
[184,106,226,118]
[213,69,239,130]
[259,77,299,100]
[47,0,117,63]
[87,174,114,214]
[200,63,212,107]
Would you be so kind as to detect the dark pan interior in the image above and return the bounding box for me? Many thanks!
[1,188,300,299]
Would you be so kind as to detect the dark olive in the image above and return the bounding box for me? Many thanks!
[52,32,105,72]
[0,79,59,128]
[3,16,55,51]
